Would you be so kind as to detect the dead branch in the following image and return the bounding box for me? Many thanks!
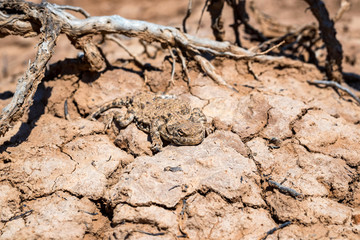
[247,61,259,81]
[7,210,33,222]
[333,0,351,23]
[193,54,237,92]
[268,180,303,199]
[1,0,290,137]
[0,2,60,136]
[182,0,192,33]
[52,3,90,18]
[136,230,165,237]
[64,99,71,121]
[0,3,228,56]
[196,0,266,46]
[207,0,226,42]
[226,0,266,46]
[71,35,106,72]
[249,1,321,66]
[227,0,244,46]
[249,0,294,38]
[304,0,343,83]
[106,35,146,68]
[196,0,209,33]
[249,0,347,83]
[1,2,288,62]
[176,48,191,82]
[260,221,292,240]
[307,80,360,105]
[168,46,176,85]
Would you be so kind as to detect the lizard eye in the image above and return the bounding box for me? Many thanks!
[177,129,185,136]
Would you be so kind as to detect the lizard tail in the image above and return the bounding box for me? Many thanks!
[87,96,131,119]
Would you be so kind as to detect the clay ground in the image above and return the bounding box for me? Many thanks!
[1,0,360,239]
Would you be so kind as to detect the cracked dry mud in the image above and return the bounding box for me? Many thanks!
[1,0,360,239]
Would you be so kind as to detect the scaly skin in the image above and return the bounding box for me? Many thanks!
[88,92,210,152]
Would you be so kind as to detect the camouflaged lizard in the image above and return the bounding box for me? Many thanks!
[88,92,210,152]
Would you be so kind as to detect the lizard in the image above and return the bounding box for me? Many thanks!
[87,92,211,152]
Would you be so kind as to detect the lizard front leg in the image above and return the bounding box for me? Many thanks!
[190,108,207,124]
[149,118,165,153]
[114,110,135,128]
[190,108,214,135]
[102,110,134,130]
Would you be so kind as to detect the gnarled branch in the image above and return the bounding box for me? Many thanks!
[0,0,332,137]
[304,0,343,83]
[0,2,60,136]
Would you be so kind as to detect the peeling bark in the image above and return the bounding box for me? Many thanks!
[0,2,60,136]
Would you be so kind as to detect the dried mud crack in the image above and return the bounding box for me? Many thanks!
[1,0,360,239]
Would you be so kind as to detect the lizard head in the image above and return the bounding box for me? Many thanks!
[160,120,206,146]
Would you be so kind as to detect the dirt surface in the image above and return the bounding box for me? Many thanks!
[1,0,360,239]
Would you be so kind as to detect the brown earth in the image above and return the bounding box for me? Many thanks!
[1,0,360,239]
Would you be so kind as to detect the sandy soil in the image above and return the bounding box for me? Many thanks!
[1,0,360,239]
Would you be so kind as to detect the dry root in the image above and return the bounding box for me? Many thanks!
[307,80,360,105]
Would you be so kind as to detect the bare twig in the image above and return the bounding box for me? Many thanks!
[333,0,350,23]
[196,0,210,33]
[182,0,192,33]
[247,61,259,81]
[7,210,33,222]
[304,0,343,83]
[188,39,284,61]
[194,54,237,92]
[226,0,267,46]
[139,40,160,59]
[136,230,165,236]
[180,198,187,218]
[227,0,243,46]
[0,12,39,38]
[260,221,292,240]
[307,80,360,105]
[168,185,181,191]
[250,0,345,80]
[178,197,189,238]
[176,48,191,83]
[268,180,303,199]
[64,99,71,120]
[106,35,146,68]
[249,0,294,38]
[78,210,98,216]
[164,166,183,172]
[168,46,176,85]
[249,0,324,68]
[257,40,285,55]
[53,4,90,18]
[207,0,226,41]
[248,19,321,68]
